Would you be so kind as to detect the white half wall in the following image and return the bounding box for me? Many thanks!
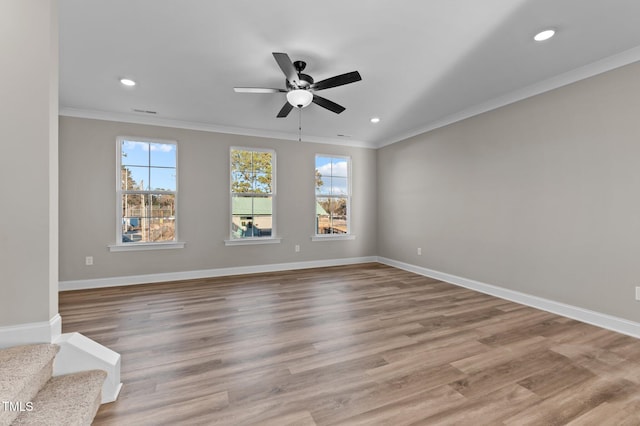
[54,333,122,404]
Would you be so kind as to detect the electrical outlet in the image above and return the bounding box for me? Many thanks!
[417,247,422,255]
[295,244,300,253]
[85,256,93,266]
[636,286,640,301]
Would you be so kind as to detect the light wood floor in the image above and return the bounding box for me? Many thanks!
[59,263,640,425]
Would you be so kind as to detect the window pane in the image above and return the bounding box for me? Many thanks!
[231,214,249,239]
[122,194,145,219]
[231,149,251,173]
[330,177,348,195]
[316,196,348,234]
[231,171,251,193]
[315,157,331,189]
[254,172,271,193]
[149,167,176,191]
[231,195,272,238]
[151,194,175,217]
[121,193,176,243]
[122,166,148,190]
[316,156,332,172]
[121,166,138,191]
[149,218,175,242]
[316,197,332,234]
[231,150,273,195]
[316,175,330,195]
[252,152,272,173]
[149,143,176,167]
[121,222,143,243]
[331,197,349,234]
[122,194,145,243]
[316,185,331,195]
[331,158,348,177]
[316,155,349,195]
[121,140,149,166]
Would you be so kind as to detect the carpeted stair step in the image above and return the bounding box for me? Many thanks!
[12,369,107,426]
[0,344,59,426]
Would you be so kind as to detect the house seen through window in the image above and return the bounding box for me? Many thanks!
[315,155,350,235]
[230,148,275,239]
[118,137,177,244]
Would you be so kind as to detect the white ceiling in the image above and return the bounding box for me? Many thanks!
[59,0,640,148]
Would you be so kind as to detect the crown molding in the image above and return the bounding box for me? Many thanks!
[61,45,640,151]
[58,108,375,149]
[376,44,640,148]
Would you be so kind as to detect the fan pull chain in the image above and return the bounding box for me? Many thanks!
[298,107,302,142]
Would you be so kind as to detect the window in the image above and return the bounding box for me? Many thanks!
[230,147,275,240]
[315,155,351,236]
[116,137,177,245]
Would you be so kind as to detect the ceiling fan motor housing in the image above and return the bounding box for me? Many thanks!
[289,59,312,88]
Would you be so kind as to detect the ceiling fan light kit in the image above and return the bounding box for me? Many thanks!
[286,89,313,108]
[234,52,362,118]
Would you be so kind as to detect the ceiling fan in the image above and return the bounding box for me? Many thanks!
[234,52,362,118]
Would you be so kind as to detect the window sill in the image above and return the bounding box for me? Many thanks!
[108,242,186,252]
[311,234,356,242]
[224,237,282,246]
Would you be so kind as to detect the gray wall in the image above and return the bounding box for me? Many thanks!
[59,117,377,281]
[378,61,640,323]
[0,0,58,326]
[59,59,640,324]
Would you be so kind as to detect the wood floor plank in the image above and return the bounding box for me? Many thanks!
[565,399,640,426]
[58,263,640,425]
[502,376,639,425]
[334,384,466,426]
[450,348,573,399]
[420,383,540,425]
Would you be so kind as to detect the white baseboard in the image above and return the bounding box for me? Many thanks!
[54,332,122,404]
[378,257,640,339]
[0,314,61,349]
[59,256,378,291]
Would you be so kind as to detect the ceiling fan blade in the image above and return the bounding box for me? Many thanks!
[277,102,294,118]
[311,71,361,91]
[234,87,286,93]
[273,52,300,86]
[312,95,346,114]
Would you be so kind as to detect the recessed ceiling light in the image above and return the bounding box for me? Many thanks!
[120,78,136,87]
[370,117,380,124]
[534,29,555,42]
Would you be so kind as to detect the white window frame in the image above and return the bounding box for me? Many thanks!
[225,146,281,246]
[109,136,184,252]
[312,154,355,241]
